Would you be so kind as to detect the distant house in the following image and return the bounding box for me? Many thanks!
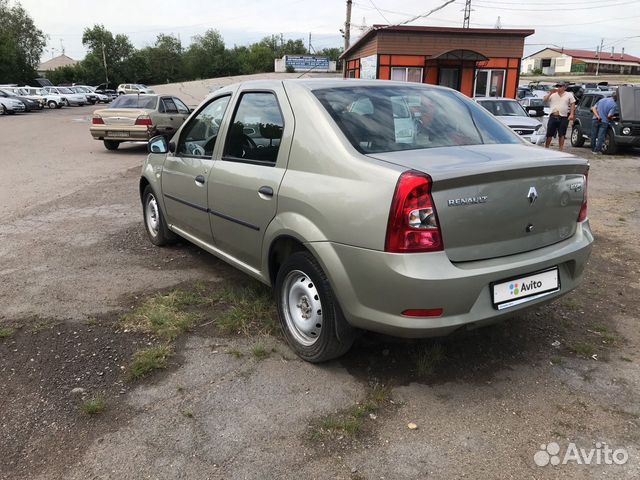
[522,48,640,75]
[37,54,79,76]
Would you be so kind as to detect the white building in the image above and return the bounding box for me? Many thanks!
[522,48,640,75]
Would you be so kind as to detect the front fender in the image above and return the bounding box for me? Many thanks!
[140,153,167,212]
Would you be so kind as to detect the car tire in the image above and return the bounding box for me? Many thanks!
[603,129,618,155]
[275,251,356,363]
[570,123,584,147]
[142,185,176,246]
[103,140,120,150]
[1,104,5,115]
[47,100,57,109]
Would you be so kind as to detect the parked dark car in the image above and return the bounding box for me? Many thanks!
[571,86,640,154]
[94,83,118,100]
[0,88,41,111]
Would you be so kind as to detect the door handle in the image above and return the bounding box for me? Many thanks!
[195,175,206,184]
[258,186,274,197]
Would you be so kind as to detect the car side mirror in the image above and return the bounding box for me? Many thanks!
[148,135,168,154]
[528,109,537,116]
[169,141,176,153]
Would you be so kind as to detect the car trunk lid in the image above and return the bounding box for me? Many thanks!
[94,108,152,126]
[369,144,588,262]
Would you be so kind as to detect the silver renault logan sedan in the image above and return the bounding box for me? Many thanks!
[140,79,593,362]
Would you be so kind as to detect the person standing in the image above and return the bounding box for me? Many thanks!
[590,91,618,154]
[544,82,576,151]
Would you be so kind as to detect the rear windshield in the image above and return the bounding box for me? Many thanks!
[313,86,519,154]
[110,95,157,109]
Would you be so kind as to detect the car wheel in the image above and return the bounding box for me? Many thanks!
[103,140,120,150]
[603,130,618,155]
[0,104,5,115]
[570,123,584,147]
[275,251,356,362]
[47,100,57,109]
[142,185,176,246]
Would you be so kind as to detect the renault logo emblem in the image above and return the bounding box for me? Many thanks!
[527,187,538,205]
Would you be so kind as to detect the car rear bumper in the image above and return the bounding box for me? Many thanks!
[90,125,152,142]
[311,221,593,338]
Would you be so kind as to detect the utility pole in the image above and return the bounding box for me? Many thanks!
[595,38,604,76]
[343,0,352,75]
[463,0,472,28]
[101,41,109,85]
[308,32,312,54]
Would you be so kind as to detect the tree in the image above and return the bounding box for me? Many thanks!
[141,34,184,84]
[0,0,47,84]
[81,25,134,84]
[184,29,233,79]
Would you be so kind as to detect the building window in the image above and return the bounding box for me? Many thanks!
[438,68,459,89]
[391,67,423,83]
[474,69,506,97]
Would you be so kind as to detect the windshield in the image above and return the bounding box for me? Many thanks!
[57,87,73,94]
[109,95,157,109]
[477,100,528,117]
[0,89,17,97]
[313,85,518,154]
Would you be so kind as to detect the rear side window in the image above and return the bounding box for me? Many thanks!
[223,92,284,165]
[161,98,178,113]
[314,86,519,154]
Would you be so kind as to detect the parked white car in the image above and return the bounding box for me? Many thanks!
[475,97,544,145]
[117,83,155,95]
[42,86,86,106]
[0,96,27,114]
[79,85,111,103]
[24,86,66,109]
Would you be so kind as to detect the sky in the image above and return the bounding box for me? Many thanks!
[15,0,640,63]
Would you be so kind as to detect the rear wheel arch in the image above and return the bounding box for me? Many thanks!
[268,235,308,286]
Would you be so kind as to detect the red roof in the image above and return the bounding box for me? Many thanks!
[547,48,640,64]
[341,24,534,59]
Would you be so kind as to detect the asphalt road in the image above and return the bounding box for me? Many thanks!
[1,91,640,480]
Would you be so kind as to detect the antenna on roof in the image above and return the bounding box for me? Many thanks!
[494,16,502,29]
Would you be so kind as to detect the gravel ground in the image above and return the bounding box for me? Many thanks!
[1,79,639,479]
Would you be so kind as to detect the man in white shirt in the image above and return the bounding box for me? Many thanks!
[543,82,576,151]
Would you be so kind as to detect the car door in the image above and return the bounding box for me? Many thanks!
[161,94,232,243]
[155,97,185,140]
[577,95,599,137]
[207,86,294,271]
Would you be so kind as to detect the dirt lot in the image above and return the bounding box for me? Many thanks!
[1,88,639,480]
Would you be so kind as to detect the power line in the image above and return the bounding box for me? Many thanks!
[367,0,390,23]
[468,0,639,11]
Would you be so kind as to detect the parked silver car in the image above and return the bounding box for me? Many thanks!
[140,79,593,362]
[0,96,26,114]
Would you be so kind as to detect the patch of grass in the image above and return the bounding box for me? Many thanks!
[251,344,270,360]
[550,356,563,365]
[227,348,244,358]
[0,327,15,339]
[127,345,173,381]
[311,383,392,439]
[591,324,609,334]
[621,356,633,362]
[571,342,596,357]
[182,410,194,418]
[415,343,445,377]
[120,287,209,341]
[80,396,107,415]
[562,297,581,311]
[215,283,277,336]
[618,217,626,222]
[29,319,58,333]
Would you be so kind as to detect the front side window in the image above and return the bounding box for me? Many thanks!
[223,92,284,165]
[477,100,527,117]
[177,95,230,158]
[314,85,519,154]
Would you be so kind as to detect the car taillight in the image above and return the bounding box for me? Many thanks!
[577,169,588,222]
[92,116,104,125]
[385,171,443,253]
[135,116,153,126]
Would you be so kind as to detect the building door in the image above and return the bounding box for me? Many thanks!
[438,68,460,90]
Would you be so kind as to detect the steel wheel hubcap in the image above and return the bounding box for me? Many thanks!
[282,270,323,346]
[145,194,160,237]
